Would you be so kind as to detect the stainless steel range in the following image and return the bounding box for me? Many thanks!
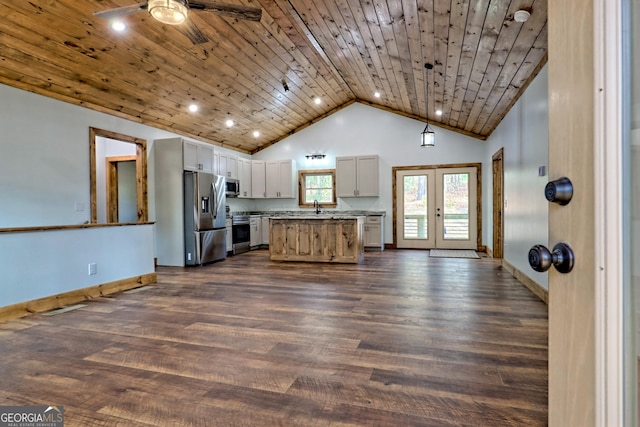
[232,215,251,254]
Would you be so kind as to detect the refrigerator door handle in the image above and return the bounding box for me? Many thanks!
[211,183,217,220]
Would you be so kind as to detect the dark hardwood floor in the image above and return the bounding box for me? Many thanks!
[0,249,548,426]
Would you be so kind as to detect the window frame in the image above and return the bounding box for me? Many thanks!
[298,169,337,209]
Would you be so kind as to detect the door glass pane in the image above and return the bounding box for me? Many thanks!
[403,175,428,239]
[442,173,469,240]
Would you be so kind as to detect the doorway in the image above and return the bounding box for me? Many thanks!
[393,164,480,250]
[105,156,137,223]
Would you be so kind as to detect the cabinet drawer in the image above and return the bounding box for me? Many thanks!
[366,216,382,224]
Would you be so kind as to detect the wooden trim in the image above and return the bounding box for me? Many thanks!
[0,222,155,234]
[492,148,504,258]
[0,273,157,323]
[297,168,338,208]
[502,258,548,304]
[89,127,148,224]
[391,163,482,249]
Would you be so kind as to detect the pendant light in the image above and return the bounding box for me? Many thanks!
[420,63,435,147]
[148,0,189,25]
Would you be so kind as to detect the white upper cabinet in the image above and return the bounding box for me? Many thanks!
[265,159,296,198]
[183,140,214,173]
[251,160,266,198]
[336,155,379,197]
[237,157,252,198]
[218,152,237,179]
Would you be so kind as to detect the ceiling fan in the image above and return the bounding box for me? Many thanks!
[94,0,262,44]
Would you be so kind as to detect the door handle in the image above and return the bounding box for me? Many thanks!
[528,243,575,273]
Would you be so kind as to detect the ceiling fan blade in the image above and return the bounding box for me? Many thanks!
[189,0,262,22]
[94,3,148,20]
[179,20,209,44]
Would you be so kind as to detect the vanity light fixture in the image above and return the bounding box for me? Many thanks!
[305,154,326,160]
[420,63,435,147]
[148,0,189,25]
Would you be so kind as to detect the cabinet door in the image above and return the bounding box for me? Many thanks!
[198,145,214,173]
[227,155,238,179]
[251,160,266,198]
[225,219,232,253]
[356,155,379,197]
[278,160,296,198]
[183,141,199,171]
[261,217,270,244]
[238,158,252,198]
[364,216,384,250]
[265,160,280,198]
[213,151,220,175]
[336,157,357,197]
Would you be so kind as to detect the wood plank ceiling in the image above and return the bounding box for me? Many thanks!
[0,0,547,153]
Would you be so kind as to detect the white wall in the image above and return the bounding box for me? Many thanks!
[251,102,486,243]
[0,83,245,308]
[484,66,550,289]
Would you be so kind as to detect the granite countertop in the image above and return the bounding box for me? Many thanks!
[234,210,386,217]
[269,215,366,220]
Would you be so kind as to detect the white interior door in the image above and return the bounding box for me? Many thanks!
[396,169,436,249]
[435,167,478,250]
[547,0,635,425]
[395,166,478,250]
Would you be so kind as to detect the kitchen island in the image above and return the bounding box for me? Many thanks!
[269,216,365,263]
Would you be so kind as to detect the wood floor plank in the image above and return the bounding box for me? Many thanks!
[0,249,547,426]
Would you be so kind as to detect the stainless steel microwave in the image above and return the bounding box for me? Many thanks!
[225,178,240,197]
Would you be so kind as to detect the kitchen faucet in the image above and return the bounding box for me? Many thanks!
[314,199,320,214]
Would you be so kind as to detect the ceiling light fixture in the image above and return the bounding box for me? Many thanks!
[148,0,189,25]
[314,97,322,105]
[420,63,435,148]
[374,92,381,98]
[282,79,290,92]
[188,103,198,112]
[253,131,260,138]
[514,9,531,23]
[225,119,234,127]
[435,109,443,116]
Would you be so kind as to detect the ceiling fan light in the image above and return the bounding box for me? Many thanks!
[148,0,189,25]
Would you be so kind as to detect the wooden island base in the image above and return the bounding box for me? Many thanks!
[269,216,365,263]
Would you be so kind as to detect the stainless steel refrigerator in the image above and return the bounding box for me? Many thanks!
[184,171,227,265]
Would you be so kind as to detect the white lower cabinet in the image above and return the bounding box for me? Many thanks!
[261,217,271,245]
[250,216,262,248]
[226,218,233,254]
[364,215,385,251]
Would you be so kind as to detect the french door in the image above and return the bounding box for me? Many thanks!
[395,166,478,250]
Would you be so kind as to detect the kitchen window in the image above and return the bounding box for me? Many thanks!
[298,169,337,208]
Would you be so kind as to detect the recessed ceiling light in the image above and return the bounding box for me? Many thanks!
[225,119,234,127]
[188,103,198,113]
[514,9,530,22]
[111,20,126,32]
[435,109,443,116]
[374,92,381,98]
[314,97,322,105]
[253,131,260,138]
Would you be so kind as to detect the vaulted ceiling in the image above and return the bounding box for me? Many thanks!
[0,0,546,154]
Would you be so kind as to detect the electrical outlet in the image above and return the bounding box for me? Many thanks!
[88,263,97,275]
[187,253,192,261]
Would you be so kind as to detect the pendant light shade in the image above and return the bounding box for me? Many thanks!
[420,124,435,147]
[420,63,435,147]
[148,0,189,25]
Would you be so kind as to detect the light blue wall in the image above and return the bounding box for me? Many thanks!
[484,66,550,289]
